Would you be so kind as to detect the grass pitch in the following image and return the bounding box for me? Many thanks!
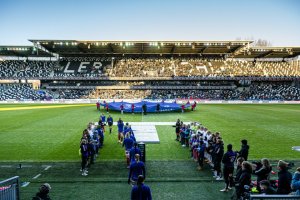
[0,104,299,161]
[0,104,299,199]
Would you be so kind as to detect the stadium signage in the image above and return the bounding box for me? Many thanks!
[61,61,107,73]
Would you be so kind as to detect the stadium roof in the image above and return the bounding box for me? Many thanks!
[29,40,252,57]
[1,41,299,59]
[234,46,300,59]
[0,46,53,57]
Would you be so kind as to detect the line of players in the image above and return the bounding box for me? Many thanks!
[94,113,152,199]
[175,119,300,198]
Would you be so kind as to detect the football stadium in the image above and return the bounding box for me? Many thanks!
[1,1,300,200]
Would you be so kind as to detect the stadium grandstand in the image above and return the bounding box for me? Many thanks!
[0,40,300,101]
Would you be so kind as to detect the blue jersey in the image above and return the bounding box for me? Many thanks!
[222,150,237,168]
[131,184,152,200]
[101,115,106,123]
[107,117,113,124]
[130,134,136,142]
[123,138,134,150]
[128,161,146,181]
[117,121,124,132]
[130,147,141,162]
[198,143,206,158]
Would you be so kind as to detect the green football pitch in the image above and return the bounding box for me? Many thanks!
[0,104,299,199]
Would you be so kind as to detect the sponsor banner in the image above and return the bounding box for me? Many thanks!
[204,100,223,104]
[227,101,253,104]
[284,101,300,104]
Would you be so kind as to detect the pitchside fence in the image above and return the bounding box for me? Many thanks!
[0,176,20,200]
[250,195,300,200]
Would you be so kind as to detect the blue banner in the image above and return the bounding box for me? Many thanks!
[101,100,191,113]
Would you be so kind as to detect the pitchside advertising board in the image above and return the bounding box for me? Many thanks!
[59,60,111,74]
[138,142,146,162]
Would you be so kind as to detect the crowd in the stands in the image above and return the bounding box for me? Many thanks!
[0,60,55,78]
[0,82,299,100]
[0,84,45,100]
[0,59,299,78]
[107,58,300,77]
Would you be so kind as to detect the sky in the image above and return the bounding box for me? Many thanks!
[0,0,299,46]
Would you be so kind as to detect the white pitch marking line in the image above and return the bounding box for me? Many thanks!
[32,174,41,179]
[44,166,51,171]
[0,165,12,168]
[21,182,30,187]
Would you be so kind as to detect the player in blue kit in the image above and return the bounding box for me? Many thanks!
[123,133,134,168]
[131,175,152,200]
[128,154,146,185]
[130,142,141,163]
[117,118,124,143]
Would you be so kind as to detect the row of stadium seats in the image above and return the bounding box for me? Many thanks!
[0,84,43,100]
[0,59,299,78]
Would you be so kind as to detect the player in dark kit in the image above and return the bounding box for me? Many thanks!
[96,101,100,111]
[107,115,113,134]
[175,119,181,141]
[142,103,147,115]
[131,103,135,114]
[220,144,237,192]
[156,103,160,113]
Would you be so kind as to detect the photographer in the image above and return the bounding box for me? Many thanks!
[32,183,51,200]
[253,158,272,192]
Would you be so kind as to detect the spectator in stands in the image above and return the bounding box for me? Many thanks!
[131,175,152,200]
[32,183,51,200]
[291,167,300,196]
[128,154,146,185]
[220,144,237,192]
[277,160,292,194]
